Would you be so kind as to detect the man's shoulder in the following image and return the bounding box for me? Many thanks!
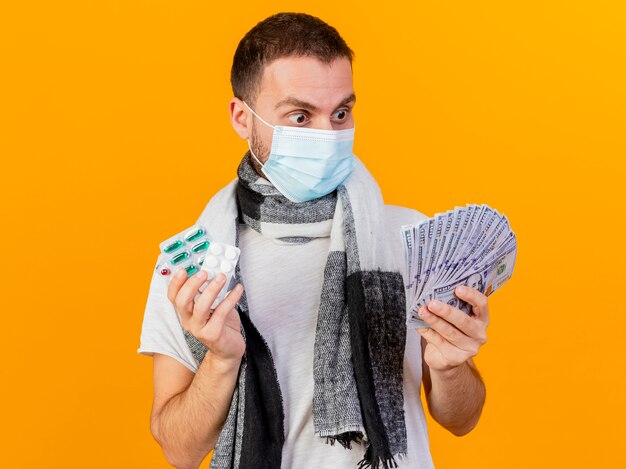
[193,178,239,229]
[384,204,429,228]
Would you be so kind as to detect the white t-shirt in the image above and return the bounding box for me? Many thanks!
[138,204,435,469]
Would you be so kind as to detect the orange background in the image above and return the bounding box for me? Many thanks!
[1,1,625,468]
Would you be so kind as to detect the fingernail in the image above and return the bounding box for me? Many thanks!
[196,270,207,280]
[176,269,186,278]
[234,284,243,293]
[428,300,442,312]
[215,273,226,283]
[456,286,467,295]
[419,307,431,318]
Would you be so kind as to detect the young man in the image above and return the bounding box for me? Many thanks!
[139,12,489,469]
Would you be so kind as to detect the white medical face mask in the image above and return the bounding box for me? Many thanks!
[243,101,356,203]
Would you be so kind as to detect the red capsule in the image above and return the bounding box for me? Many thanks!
[160,268,171,276]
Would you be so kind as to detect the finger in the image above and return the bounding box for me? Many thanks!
[203,284,244,333]
[174,270,208,320]
[418,305,479,354]
[167,268,188,304]
[417,327,469,364]
[454,286,490,324]
[425,299,485,342]
[189,273,228,329]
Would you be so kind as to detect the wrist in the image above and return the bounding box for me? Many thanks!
[205,352,242,375]
[429,360,470,380]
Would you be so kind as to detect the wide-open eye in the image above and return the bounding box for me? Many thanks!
[332,109,350,122]
[287,113,309,125]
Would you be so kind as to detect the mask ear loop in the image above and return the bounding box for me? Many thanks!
[242,101,275,129]
[246,139,265,168]
[242,101,276,168]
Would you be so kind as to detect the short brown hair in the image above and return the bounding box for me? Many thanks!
[231,13,354,104]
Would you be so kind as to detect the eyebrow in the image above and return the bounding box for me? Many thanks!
[274,93,356,112]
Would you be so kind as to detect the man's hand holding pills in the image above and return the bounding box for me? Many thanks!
[167,269,246,364]
[416,286,489,372]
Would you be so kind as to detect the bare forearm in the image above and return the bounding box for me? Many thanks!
[152,354,241,468]
[426,359,485,436]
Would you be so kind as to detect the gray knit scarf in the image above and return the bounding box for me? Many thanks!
[183,153,407,468]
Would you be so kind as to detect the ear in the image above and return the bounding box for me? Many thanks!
[229,98,252,139]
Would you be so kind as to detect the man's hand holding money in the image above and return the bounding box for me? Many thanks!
[417,285,489,372]
[416,285,488,435]
[401,204,514,434]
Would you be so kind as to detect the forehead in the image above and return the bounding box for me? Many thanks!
[257,56,354,108]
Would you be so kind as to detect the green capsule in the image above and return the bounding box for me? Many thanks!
[185,228,205,242]
[163,239,183,254]
[170,251,190,265]
[185,264,199,276]
[191,240,210,253]
[198,256,205,266]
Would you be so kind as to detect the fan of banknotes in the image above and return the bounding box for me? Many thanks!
[401,204,517,327]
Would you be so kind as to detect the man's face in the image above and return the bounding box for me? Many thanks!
[244,56,355,172]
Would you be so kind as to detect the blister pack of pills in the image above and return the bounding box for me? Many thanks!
[156,225,241,309]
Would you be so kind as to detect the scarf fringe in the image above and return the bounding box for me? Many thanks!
[356,444,404,469]
[324,431,364,450]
